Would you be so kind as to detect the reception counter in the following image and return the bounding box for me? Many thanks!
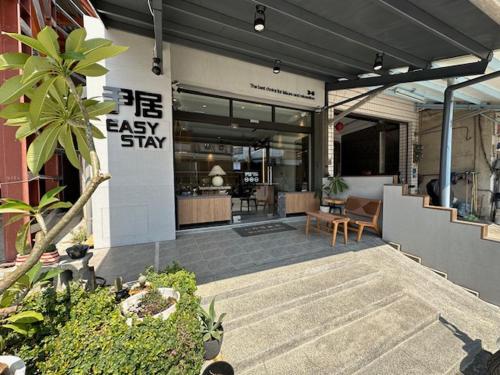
[278,192,320,217]
[176,195,232,227]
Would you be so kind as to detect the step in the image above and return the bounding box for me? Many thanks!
[357,319,482,375]
[197,250,358,301]
[214,263,379,330]
[241,294,438,375]
[223,276,404,373]
[199,254,354,305]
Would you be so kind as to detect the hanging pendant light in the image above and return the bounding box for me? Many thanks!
[273,59,281,74]
[373,52,384,71]
[254,5,266,32]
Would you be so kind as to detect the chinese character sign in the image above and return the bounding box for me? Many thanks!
[103,86,166,149]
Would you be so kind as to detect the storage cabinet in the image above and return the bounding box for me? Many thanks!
[177,196,232,226]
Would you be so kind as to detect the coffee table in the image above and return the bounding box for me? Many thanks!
[305,211,350,246]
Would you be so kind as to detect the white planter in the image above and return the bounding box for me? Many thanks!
[120,287,180,326]
[0,355,26,375]
[319,205,330,213]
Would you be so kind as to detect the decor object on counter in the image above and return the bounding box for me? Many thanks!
[199,298,226,360]
[202,361,234,375]
[65,228,90,260]
[208,165,226,187]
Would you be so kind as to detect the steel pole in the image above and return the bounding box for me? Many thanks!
[439,88,454,207]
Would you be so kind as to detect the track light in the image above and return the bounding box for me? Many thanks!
[373,52,384,71]
[254,5,266,32]
[273,59,281,74]
[152,57,162,75]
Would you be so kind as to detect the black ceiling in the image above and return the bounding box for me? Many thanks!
[90,0,500,84]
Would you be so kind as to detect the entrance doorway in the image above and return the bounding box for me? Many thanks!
[173,90,312,228]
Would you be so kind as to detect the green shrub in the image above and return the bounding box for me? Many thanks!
[6,268,204,374]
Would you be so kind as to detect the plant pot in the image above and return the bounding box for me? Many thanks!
[204,334,223,360]
[202,361,234,375]
[15,254,30,267]
[65,244,89,259]
[120,287,180,326]
[488,350,500,375]
[41,250,60,265]
[319,205,330,213]
[0,355,26,375]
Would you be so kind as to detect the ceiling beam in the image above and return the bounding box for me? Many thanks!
[165,21,355,79]
[376,0,492,60]
[163,0,373,74]
[432,62,500,99]
[94,1,349,80]
[326,60,489,90]
[413,81,482,104]
[249,0,429,68]
[100,17,338,82]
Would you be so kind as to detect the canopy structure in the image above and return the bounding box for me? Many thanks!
[91,0,500,91]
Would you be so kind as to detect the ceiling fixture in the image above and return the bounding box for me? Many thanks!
[254,5,266,32]
[373,52,384,71]
[273,59,281,74]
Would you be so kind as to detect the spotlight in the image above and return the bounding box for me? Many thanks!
[152,57,162,75]
[254,5,266,32]
[273,59,281,74]
[373,52,384,71]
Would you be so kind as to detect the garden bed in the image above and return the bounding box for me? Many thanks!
[2,266,204,374]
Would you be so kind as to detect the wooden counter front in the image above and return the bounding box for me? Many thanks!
[278,192,320,216]
[177,195,232,226]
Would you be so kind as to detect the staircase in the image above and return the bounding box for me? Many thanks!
[198,247,499,374]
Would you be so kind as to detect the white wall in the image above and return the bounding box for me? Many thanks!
[322,176,394,200]
[383,184,500,306]
[171,44,325,109]
[85,17,176,248]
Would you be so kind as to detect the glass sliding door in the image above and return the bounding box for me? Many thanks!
[173,90,312,228]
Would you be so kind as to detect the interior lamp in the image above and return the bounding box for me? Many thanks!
[208,165,226,187]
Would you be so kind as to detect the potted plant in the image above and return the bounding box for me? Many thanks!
[0,187,71,267]
[321,175,349,213]
[199,298,226,360]
[120,286,180,325]
[40,243,60,266]
[65,228,89,259]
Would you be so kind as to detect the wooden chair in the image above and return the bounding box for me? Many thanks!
[343,196,382,241]
[255,185,274,213]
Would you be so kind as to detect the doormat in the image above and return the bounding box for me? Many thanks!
[233,222,296,237]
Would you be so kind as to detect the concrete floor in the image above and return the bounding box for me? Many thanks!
[89,219,385,285]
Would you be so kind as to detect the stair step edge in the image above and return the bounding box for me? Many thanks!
[200,257,356,305]
[240,294,438,375]
[231,289,406,372]
[224,269,381,330]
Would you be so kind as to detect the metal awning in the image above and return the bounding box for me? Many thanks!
[90,0,500,89]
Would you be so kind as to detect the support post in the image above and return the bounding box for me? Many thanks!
[151,0,163,74]
[438,70,500,207]
[438,89,454,207]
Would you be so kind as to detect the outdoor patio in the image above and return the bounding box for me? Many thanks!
[89,218,385,285]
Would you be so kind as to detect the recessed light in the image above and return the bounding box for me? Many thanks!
[202,104,207,108]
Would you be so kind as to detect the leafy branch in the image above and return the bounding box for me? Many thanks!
[0,26,127,294]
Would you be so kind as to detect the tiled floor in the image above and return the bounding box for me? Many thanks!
[90,219,386,285]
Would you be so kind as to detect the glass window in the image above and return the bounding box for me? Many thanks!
[173,91,229,116]
[275,107,311,127]
[232,100,272,122]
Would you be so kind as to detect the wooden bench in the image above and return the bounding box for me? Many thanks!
[343,196,382,241]
[305,211,350,246]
